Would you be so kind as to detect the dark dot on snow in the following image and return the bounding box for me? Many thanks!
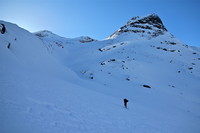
[163,48,167,51]
[101,62,106,65]
[7,42,11,49]
[143,85,151,88]
[168,85,175,88]
[188,67,193,70]
[109,59,116,62]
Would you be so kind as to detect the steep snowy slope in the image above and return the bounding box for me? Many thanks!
[1,13,200,133]
[0,20,107,133]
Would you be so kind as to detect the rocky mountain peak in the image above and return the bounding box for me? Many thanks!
[109,13,168,39]
[127,13,167,31]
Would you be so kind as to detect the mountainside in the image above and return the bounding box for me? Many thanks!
[1,14,200,133]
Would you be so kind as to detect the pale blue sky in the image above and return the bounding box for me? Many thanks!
[1,0,200,46]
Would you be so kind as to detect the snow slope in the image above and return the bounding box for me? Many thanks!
[1,14,200,133]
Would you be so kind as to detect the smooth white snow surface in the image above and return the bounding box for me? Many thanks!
[0,19,200,133]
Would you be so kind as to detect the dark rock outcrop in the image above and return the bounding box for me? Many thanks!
[79,36,97,43]
[109,13,168,39]
[0,24,6,34]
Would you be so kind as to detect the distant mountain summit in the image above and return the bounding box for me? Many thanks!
[34,30,57,37]
[109,13,169,39]
[34,30,97,45]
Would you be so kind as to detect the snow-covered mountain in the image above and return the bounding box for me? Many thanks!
[1,14,200,133]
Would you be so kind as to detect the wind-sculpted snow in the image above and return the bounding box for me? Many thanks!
[1,14,200,133]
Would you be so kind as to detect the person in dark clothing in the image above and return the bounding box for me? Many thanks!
[124,98,128,108]
[0,24,6,34]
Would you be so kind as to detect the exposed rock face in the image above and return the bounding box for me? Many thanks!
[79,36,97,43]
[109,14,168,39]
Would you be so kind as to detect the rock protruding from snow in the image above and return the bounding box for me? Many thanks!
[109,13,168,39]
[0,23,6,34]
[78,36,97,43]
[34,30,57,37]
